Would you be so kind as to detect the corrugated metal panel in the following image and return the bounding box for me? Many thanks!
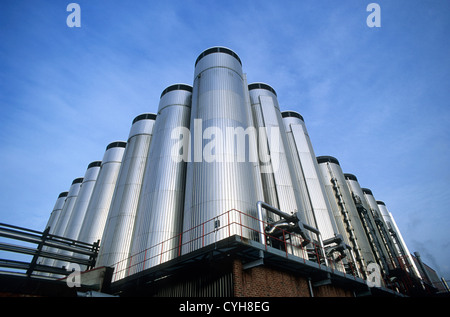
[45,177,83,269]
[39,191,68,271]
[64,162,101,240]
[128,86,192,275]
[344,174,391,275]
[282,113,338,241]
[363,188,402,270]
[54,161,101,269]
[45,192,68,234]
[154,271,233,297]
[248,85,308,259]
[182,48,262,254]
[317,157,376,277]
[96,114,156,279]
[377,201,422,279]
[77,142,126,246]
[52,177,83,238]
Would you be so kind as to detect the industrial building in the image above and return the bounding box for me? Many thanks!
[1,47,448,298]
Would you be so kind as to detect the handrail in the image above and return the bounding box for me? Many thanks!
[111,207,360,282]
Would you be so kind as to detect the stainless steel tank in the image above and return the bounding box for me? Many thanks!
[127,85,192,275]
[53,161,102,270]
[281,111,339,242]
[248,85,308,259]
[45,177,83,269]
[52,177,84,238]
[316,156,376,279]
[63,161,102,240]
[96,114,157,279]
[343,173,391,275]
[182,47,263,254]
[376,200,422,278]
[77,141,126,246]
[39,191,68,271]
[362,188,401,269]
[281,111,354,269]
[248,85,306,220]
[44,191,68,233]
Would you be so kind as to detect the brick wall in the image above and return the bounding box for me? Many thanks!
[232,259,353,297]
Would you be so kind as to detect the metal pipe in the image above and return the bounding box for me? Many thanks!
[257,201,328,266]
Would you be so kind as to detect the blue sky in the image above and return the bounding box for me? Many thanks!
[1,1,449,282]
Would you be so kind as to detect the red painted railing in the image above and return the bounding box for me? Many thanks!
[111,208,359,282]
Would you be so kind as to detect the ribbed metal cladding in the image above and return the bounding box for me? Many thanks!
[96,114,157,278]
[53,161,102,269]
[52,177,84,238]
[344,173,391,275]
[128,86,192,275]
[362,187,401,269]
[182,47,262,254]
[248,85,308,258]
[316,156,376,278]
[63,161,102,240]
[281,111,339,240]
[97,116,156,270]
[45,177,83,270]
[154,271,234,297]
[39,191,68,271]
[45,191,68,233]
[376,200,422,279]
[77,141,126,246]
[248,85,306,219]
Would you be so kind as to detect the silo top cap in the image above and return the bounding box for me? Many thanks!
[344,173,358,181]
[72,177,84,185]
[132,113,157,124]
[160,84,193,99]
[195,47,242,66]
[88,161,102,169]
[317,156,340,165]
[281,111,304,121]
[248,83,277,96]
[106,141,127,150]
[58,191,69,198]
[376,200,386,206]
[362,188,373,195]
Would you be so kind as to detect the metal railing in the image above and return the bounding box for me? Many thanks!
[0,223,99,278]
[111,208,360,282]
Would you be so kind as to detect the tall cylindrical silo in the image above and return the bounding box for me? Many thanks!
[248,85,307,220]
[52,177,84,238]
[281,111,339,242]
[128,85,192,275]
[44,191,68,233]
[343,173,391,276]
[53,161,102,269]
[96,113,157,278]
[77,141,126,247]
[316,156,376,279]
[63,161,102,240]
[362,188,401,269]
[182,47,263,254]
[281,111,354,270]
[45,177,83,270]
[376,200,422,279]
[248,84,308,258]
[39,191,68,270]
